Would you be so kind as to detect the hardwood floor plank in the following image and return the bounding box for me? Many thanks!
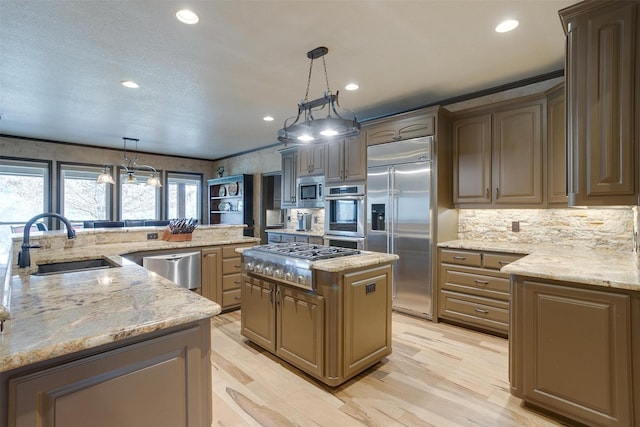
[210,311,565,427]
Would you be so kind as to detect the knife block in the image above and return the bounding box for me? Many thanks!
[162,227,193,241]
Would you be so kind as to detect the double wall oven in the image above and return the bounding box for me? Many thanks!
[324,183,365,249]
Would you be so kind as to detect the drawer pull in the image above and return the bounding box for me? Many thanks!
[234,296,241,300]
[453,256,467,261]
[474,279,489,286]
[234,280,241,284]
[498,260,509,266]
[474,308,489,314]
[234,264,241,268]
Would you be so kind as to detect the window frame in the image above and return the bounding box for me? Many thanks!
[57,161,114,225]
[117,166,163,221]
[165,171,203,222]
[0,156,52,227]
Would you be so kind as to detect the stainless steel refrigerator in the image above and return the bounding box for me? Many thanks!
[367,136,433,318]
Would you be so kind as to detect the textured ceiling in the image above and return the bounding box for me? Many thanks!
[0,0,577,160]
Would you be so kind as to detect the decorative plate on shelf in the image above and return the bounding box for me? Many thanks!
[227,182,238,196]
[218,202,231,211]
[218,186,226,197]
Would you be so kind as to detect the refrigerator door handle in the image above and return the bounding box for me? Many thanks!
[389,166,395,255]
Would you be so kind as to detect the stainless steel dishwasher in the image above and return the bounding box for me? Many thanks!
[142,251,201,290]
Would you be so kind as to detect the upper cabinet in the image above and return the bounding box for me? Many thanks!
[325,135,366,184]
[453,97,544,207]
[560,1,640,206]
[365,112,435,145]
[297,145,325,177]
[280,148,297,208]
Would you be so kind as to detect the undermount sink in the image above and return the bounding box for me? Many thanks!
[32,258,120,276]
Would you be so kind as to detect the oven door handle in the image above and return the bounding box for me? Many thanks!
[325,195,365,201]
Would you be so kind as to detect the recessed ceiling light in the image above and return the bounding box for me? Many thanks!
[176,9,199,24]
[495,19,519,33]
[121,80,139,89]
[263,116,274,122]
[345,83,359,91]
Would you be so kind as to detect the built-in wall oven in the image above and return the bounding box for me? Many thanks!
[324,183,365,249]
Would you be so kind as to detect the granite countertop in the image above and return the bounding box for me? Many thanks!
[0,227,260,373]
[265,228,325,237]
[1,257,221,372]
[439,239,640,292]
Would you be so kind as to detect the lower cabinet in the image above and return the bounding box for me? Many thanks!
[240,264,392,386]
[3,320,212,427]
[241,276,324,376]
[266,232,323,245]
[438,248,523,335]
[202,243,253,311]
[510,277,639,427]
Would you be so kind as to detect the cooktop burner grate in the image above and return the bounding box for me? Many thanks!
[250,242,360,261]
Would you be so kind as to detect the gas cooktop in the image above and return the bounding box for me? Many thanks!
[250,242,360,261]
[242,243,361,290]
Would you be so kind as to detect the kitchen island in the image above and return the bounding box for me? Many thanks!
[239,243,398,386]
[0,225,257,427]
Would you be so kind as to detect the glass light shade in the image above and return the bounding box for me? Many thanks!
[146,174,162,187]
[97,172,115,184]
[124,172,138,185]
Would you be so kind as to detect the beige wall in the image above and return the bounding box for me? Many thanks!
[1,135,216,220]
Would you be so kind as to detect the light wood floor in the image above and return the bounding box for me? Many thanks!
[210,311,567,427]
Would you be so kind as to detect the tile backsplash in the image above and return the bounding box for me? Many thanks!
[458,208,635,252]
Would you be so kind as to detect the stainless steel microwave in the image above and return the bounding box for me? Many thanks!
[296,176,324,208]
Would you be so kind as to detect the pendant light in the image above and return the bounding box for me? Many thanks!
[97,137,162,187]
[277,46,360,145]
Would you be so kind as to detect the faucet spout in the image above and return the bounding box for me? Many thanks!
[18,213,76,268]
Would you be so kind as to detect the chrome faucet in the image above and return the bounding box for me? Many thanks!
[18,213,76,268]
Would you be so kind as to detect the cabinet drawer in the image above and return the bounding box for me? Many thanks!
[281,234,296,243]
[308,236,323,245]
[223,244,252,258]
[222,288,242,307]
[294,235,309,243]
[222,258,242,274]
[440,249,482,267]
[483,252,523,269]
[441,269,509,300]
[267,233,282,243]
[439,290,509,334]
[222,273,242,291]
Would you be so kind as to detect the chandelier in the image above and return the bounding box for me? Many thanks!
[97,137,162,187]
[277,46,360,145]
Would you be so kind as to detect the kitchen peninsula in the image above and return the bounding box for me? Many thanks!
[0,225,258,427]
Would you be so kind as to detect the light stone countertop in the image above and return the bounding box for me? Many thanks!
[439,239,640,292]
[0,226,260,373]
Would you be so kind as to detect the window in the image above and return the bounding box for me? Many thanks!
[119,169,162,220]
[0,158,51,257]
[59,163,111,223]
[166,172,202,221]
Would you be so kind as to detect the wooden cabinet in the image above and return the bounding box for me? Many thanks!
[297,145,325,177]
[207,174,254,236]
[511,277,639,426]
[241,264,392,386]
[325,135,366,184]
[4,320,211,427]
[280,149,297,208]
[240,276,324,376]
[438,248,523,335]
[365,112,435,145]
[560,1,640,206]
[453,98,544,207]
[546,84,568,205]
[201,242,253,311]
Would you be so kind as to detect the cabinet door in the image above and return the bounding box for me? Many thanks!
[9,321,211,427]
[297,145,324,177]
[240,277,276,352]
[324,139,344,183]
[343,135,367,182]
[366,114,435,145]
[452,114,492,204]
[518,280,633,426]
[492,103,543,205]
[343,266,392,378]
[201,247,222,304]
[276,286,324,377]
[562,1,639,206]
[547,86,568,205]
[280,149,297,208]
